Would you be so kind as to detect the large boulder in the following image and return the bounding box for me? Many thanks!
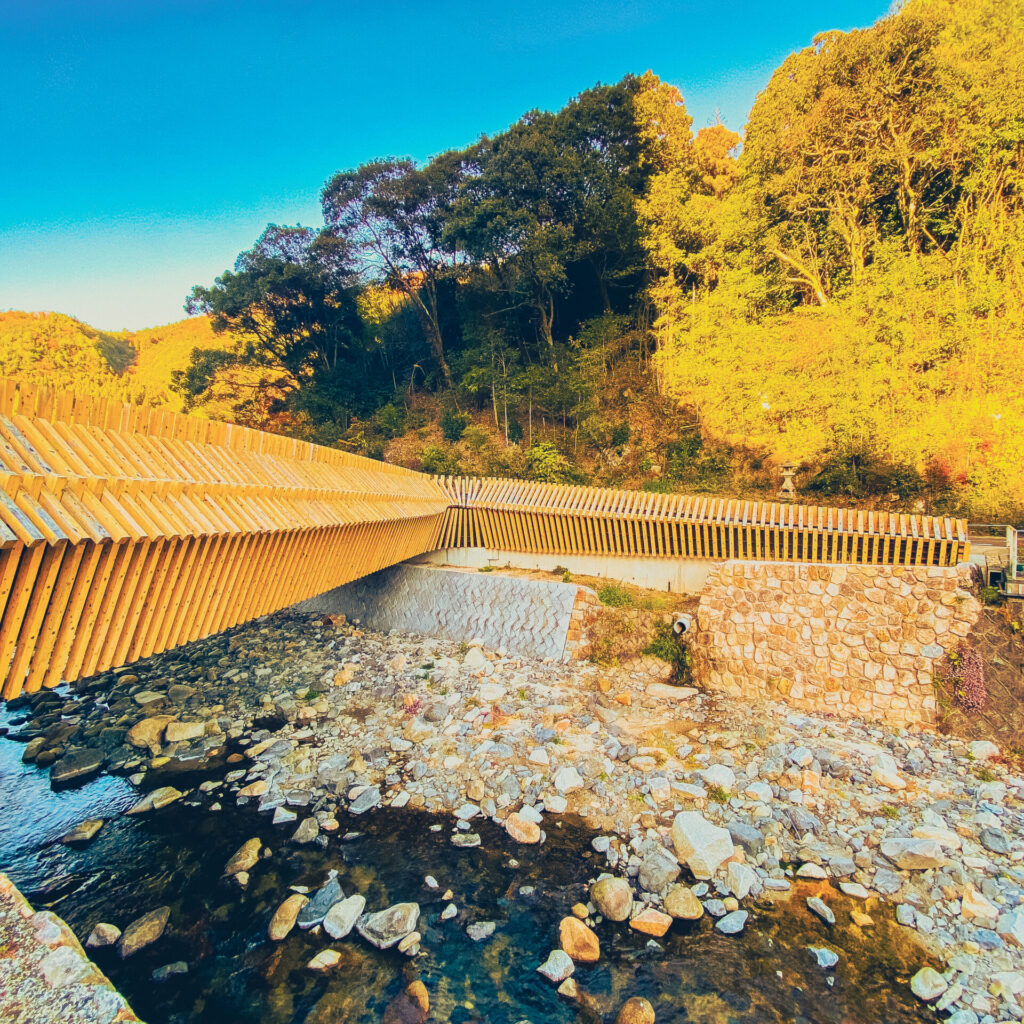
[664,884,704,920]
[383,980,429,1024]
[615,996,655,1024]
[590,877,633,922]
[637,844,680,894]
[559,916,600,962]
[223,837,261,876]
[118,907,170,958]
[324,895,366,939]
[505,812,541,844]
[880,838,946,871]
[357,903,421,949]
[127,716,175,752]
[671,812,734,879]
[268,894,307,941]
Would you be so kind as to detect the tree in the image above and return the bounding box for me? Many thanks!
[182,224,364,427]
[322,156,468,386]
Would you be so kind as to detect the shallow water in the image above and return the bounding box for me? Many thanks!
[0,704,935,1024]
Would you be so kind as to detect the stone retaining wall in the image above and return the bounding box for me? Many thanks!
[692,561,983,727]
[294,564,599,662]
[0,872,141,1023]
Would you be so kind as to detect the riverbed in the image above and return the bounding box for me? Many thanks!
[0,697,936,1024]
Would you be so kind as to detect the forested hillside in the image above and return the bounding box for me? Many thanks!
[0,312,232,413]
[8,0,1023,521]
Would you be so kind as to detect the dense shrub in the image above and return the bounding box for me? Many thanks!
[440,409,470,443]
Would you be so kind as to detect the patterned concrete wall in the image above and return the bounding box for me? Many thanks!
[692,560,983,727]
[294,565,598,661]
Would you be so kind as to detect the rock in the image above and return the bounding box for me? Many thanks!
[403,719,433,743]
[880,838,946,870]
[629,908,672,937]
[323,895,366,939]
[648,683,697,700]
[357,903,421,949]
[463,646,488,670]
[152,961,188,982]
[51,749,103,784]
[298,875,344,929]
[671,812,734,880]
[37,945,91,987]
[872,766,906,790]
[85,923,121,948]
[968,740,999,761]
[557,978,578,1000]
[127,716,175,751]
[545,794,568,814]
[715,910,747,935]
[61,819,104,845]
[912,825,961,850]
[796,862,828,880]
[163,721,205,743]
[700,764,736,792]
[291,817,319,845]
[505,812,541,844]
[726,862,757,900]
[638,844,680,893]
[133,691,165,708]
[529,747,550,767]
[807,897,835,925]
[126,786,182,815]
[388,653,408,672]
[839,882,871,900]
[553,766,584,794]
[538,949,575,983]
[308,949,342,971]
[118,906,170,957]
[809,947,839,969]
[383,980,429,1024]
[979,826,1010,856]
[648,777,671,803]
[397,932,421,956]
[349,786,381,814]
[961,887,997,923]
[223,837,261,876]
[728,823,765,855]
[997,909,1024,948]
[910,966,948,1002]
[451,833,480,848]
[269,894,308,941]
[559,916,600,962]
[664,884,704,920]
[614,996,656,1024]
[237,780,267,798]
[466,921,496,941]
[591,877,633,922]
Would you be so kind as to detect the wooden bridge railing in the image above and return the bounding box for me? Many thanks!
[0,378,970,700]
[434,477,970,568]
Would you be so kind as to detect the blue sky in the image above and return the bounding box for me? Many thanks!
[0,0,891,331]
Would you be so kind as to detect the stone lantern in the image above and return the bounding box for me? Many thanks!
[779,461,798,500]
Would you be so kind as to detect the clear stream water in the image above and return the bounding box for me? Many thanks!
[0,702,936,1024]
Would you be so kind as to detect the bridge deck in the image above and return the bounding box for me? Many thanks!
[0,378,969,700]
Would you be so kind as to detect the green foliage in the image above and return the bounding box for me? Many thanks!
[419,443,461,476]
[642,621,692,683]
[979,586,1001,606]
[524,441,571,483]
[440,408,470,442]
[597,582,633,607]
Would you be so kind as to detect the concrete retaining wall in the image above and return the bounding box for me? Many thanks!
[692,560,983,727]
[416,547,715,594]
[294,564,599,661]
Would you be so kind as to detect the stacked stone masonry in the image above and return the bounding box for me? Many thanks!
[692,561,983,728]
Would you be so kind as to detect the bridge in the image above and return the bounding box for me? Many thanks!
[0,378,969,700]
